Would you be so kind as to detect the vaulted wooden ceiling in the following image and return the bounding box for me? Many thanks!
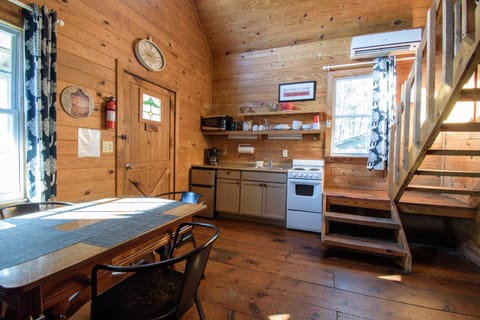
[192,0,433,56]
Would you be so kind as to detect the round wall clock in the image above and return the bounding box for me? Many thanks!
[134,37,166,72]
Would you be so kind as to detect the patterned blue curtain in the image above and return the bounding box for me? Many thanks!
[24,5,58,201]
[367,56,396,171]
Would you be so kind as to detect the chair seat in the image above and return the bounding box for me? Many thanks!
[92,268,184,320]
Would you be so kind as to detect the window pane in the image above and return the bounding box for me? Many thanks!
[331,73,372,156]
[142,93,161,122]
[0,113,21,194]
[0,23,23,202]
[332,116,370,155]
[334,75,372,116]
[0,29,12,110]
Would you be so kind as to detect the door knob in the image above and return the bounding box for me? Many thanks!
[125,163,134,170]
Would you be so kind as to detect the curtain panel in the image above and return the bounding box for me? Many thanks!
[24,5,58,201]
[367,56,396,171]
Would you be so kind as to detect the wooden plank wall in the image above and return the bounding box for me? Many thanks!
[209,36,417,190]
[1,0,212,202]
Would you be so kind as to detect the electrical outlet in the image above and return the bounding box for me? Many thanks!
[102,141,114,153]
[282,149,288,157]
[326,120,332,128]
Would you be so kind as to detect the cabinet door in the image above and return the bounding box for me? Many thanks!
[216,179,240,213]
[263,182,286,220]
[240,181,263,216]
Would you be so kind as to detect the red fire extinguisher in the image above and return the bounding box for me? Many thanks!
[105,97,116,129]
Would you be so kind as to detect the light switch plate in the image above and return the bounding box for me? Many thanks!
[282,149,288,157]
[102,141,114,153]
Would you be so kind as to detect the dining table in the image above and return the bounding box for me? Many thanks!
[0,197,206,320]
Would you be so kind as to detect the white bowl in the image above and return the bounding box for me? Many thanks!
[292,120,302,130]
[302,124,312,130]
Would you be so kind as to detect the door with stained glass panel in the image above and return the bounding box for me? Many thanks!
[117,72,175,196]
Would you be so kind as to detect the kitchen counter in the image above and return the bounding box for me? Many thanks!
[191,162,291,173]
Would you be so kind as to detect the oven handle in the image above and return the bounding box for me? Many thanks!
[287,178,323,184]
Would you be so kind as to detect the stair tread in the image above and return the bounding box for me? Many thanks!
[440,122,480,132]
[323,234,408,257]
[324,211,401,229]
[415,169,480,177]
[426,149,480,156]
[406,185,480,195]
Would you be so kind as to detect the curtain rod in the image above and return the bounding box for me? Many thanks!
[7,0,65,26]
[322,56,415,71]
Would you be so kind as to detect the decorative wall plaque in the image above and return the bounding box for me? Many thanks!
[60,86,94,118]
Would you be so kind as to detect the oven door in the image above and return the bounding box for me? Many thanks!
[287,178,323,212]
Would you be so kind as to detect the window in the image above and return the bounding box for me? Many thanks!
[0,22,24,202]
[326,68,372,157]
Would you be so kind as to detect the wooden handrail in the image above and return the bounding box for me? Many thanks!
[389,0,480,202]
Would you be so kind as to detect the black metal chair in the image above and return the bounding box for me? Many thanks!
[0,201,74,219]
[90,222,219,320]
[155,191,204,255]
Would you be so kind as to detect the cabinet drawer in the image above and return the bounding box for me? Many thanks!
[191,169,216,185]
[217,169,241,179]
[241,171,286,183]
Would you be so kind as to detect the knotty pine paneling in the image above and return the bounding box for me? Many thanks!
[1,0,212,201]
[195,0,432,56]
[209,35,389,190]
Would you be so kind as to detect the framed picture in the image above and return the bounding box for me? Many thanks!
[60,86,94,118]
[278,81,316,102]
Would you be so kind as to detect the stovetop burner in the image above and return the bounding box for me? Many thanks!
[288,159,325,180]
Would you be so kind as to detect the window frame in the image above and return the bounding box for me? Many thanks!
[0,21,25,203]
[326,67,373,158]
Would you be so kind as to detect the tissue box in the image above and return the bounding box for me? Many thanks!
[238,144,255,154]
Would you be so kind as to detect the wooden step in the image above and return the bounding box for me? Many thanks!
[406,185,480,196]
[324,211,401,229]
[426,149,480,156]
[440,122,480,132]
[458,88,480,101]
[415,169,480,177]
[322,234,408,258]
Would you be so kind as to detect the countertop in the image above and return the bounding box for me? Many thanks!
[191,162,291,173]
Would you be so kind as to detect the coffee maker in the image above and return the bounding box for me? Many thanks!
[204,148,220,165]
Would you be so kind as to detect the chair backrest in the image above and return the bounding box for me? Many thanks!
[174,222,216,317]
[179,191,201,204]
[156,191,202,204]
[91,222,219,319]
[0,201,73,219]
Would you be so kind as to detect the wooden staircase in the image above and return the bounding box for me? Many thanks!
[321,0,480,273]
[321,189,412,272]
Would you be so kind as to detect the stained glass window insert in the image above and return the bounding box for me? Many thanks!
[142,93,161,123]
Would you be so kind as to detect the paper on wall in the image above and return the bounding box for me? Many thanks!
[78,128,101,158]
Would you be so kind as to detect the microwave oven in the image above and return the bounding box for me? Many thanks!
[201,115,235,131]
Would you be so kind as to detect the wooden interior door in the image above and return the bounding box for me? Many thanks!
[117,72,175,197]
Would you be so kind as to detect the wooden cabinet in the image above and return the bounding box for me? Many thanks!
[215,170,241,214]
[240,171,286,221]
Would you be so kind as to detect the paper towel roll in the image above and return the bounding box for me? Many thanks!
[238,144,255,154]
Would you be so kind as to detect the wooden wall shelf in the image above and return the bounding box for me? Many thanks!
[236,110,321,117]
[202,129,321,138]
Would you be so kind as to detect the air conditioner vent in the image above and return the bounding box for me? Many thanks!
[350,29,422,60]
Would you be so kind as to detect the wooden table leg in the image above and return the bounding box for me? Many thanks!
[3,286,42,320]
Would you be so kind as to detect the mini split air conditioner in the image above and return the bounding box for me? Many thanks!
[350,28,422,60]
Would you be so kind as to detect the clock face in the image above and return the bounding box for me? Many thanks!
[135,39,165,72]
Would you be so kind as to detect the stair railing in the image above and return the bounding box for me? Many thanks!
[389,0,480,202]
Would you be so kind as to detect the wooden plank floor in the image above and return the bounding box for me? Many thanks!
[190,217,480,320]
[71,216,480,320]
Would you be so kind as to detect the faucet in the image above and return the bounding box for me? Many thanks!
[264,158,273,168]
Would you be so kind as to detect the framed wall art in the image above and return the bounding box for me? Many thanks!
[278,81,316,102]
[60,86,94,118]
